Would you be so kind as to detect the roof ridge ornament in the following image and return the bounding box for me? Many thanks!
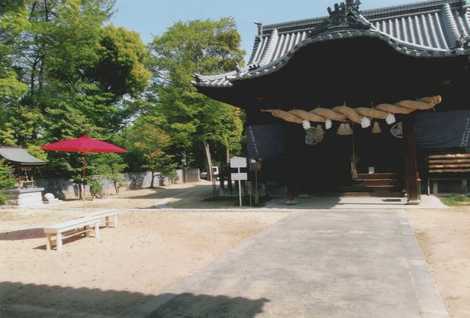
[308,0,370,38]
[327,0,362,20]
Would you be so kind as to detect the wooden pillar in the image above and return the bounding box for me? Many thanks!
[403,117,421,205]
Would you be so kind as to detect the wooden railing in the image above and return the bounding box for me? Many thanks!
[426,153,470,193]
[428,154,470,174]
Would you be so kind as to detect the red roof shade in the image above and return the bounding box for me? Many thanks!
[42,136,127,154]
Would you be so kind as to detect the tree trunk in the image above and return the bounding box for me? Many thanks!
[43,0,50,21]
[38,1,49,91]
[150,171,155,189]
[78,182,83,200]
[114,181,120,194]
[203,141,213,182]
[30,58,38,94]
[225,143,233,193]
[203,141,217,196]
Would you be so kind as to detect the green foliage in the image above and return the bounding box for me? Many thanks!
[149,18,245,168]
[0,1,29,129]
[122,117,175,173]
[90,153,127,193]
[0,160,15,205]
[27,144,47,161]
[38,0,104,84]
[95,26,151,97]
[0,160,15,190]
[440,194,470,206]
[0,0,150,177]
[0,192,7,205]
[1,2,245,181]
[88,177,103,199]
[0,106,44,146]
[152,18,244,82]
[0,71,28,105]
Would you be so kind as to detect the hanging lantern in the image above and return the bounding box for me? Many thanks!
[372,121,382,134]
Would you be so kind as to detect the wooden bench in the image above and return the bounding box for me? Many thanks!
[427,153,470,194]
[43,210,118,251]
[80,210,119,228]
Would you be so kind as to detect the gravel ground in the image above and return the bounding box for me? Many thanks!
[0,207,288,317]
[2,183,468,318]
[47,181,228,210]
[408,208,470,318]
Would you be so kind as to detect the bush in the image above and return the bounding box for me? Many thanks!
[90,154,127,193]
[0,160,15,205]
[89,178,103,199]
[0,160,15,190]
[164,169,178,184]
[0,192,7,205]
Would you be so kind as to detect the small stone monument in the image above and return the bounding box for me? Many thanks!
[44,193,59,204]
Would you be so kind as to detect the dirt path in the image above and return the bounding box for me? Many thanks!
[36,181,242,211]
[48,182,213,210]
[0,210,288,317]
[408,208,470,318]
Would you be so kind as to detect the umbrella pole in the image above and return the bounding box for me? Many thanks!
[79,154,87,200]
[83,155,88,200]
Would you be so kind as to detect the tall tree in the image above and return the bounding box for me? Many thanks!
[0,1,29,145]
[150,18,245,180]
[0,0,151,180]
[122,116,175,188]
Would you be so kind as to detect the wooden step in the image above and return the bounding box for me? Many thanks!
[341,184,402,192]
[346,170,403,193]
[356,173,399,180]
[340,191,404,197]
[354,179,401,187]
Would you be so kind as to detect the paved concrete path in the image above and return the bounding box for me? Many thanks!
[265,195,447,209]
[129,209,448,318]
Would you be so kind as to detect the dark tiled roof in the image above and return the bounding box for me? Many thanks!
[195,0,470,88]
[0,147,46,166]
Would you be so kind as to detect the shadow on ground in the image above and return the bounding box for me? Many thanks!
[0,228,44,241]
[124,187,189,200]
[147,293,269,318]
[124,185,250,209]
[263,195,414,209]
[0,282,269,318]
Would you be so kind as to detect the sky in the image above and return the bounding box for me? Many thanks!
[112,0,420,57]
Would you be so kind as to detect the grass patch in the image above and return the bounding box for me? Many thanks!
[440,194,470,206]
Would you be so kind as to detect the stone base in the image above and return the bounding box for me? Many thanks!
[6,188,45,208]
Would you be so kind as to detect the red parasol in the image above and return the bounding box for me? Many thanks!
[42,135,126,154]
[42,136,127,199]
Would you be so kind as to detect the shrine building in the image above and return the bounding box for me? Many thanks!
[194,0,470,204]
